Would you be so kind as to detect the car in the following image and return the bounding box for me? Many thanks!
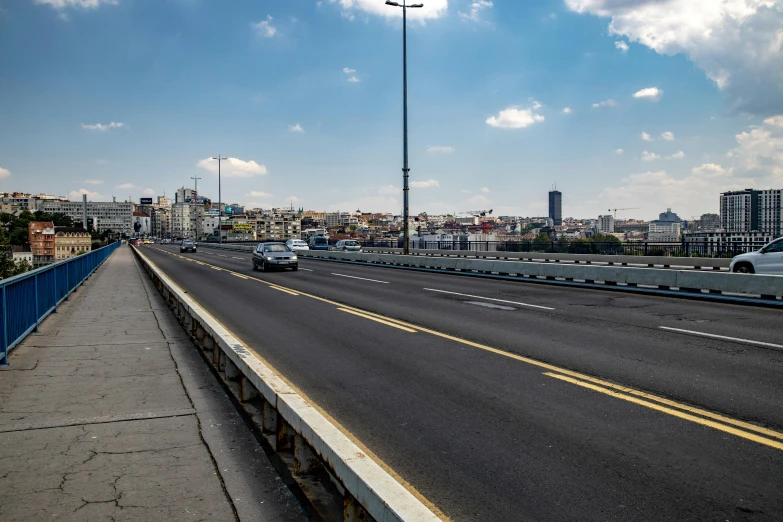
[180,240,197,253]
[253,242,298,271]
[308,236,330,251]
[730,237,783,274]
[286,239,310,251]
[334,239,363,252]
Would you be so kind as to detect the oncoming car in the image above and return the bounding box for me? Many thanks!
[180,240,197,253]
[253,242,298,271]
[730,237,783,274]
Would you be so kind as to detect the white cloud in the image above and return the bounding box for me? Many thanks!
[196,157,268,178]
[246,190,272,198]
[459,0,493,22]
[426,145,455,154]
[592,99,617,108]
[486,102,545,129]
[378,185,398,196]
[668,151,686,159]
[0,167,10,179]
[328,0,448,21]
[615,40,629,52]
[343,67,356,74]
[347,76,360,83]
[640,131,652,141]
[84,179,102,185]
[410,179,440,189]
[641,151,661,161]
[565,0,782,116]
[467,195,490,206]
[253,15,276,38]
[34,0,117,10]
[116,183,134,189]
[632,86,663,101]
[480,187,490,193]
[81,121,124,131]
[289,123,305,133]
[764,115,783,127]
[616,148,624,155]
[661,131,675,141]
[142,188,155,196]
[727,116,783,178]
[460,189,471,194]
[68,188,103,201]
[563,107,572,114]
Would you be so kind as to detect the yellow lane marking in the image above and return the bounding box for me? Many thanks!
[232,273,250,280]
[545,372,783,452]
[134,247,450,521]
[158,247,783,450]
[211,266,223,271]
[338,308,417,333]
[269,285,300,296]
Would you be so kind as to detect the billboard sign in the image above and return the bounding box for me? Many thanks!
[140,198,153,205]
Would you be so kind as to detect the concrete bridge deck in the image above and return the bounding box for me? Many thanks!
[0,246,306,521]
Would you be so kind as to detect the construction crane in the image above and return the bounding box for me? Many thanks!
[464,209,494,217]
[608,207,639,219]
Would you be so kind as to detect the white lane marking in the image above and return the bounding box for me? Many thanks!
[423,288,555,310]
[205,252,214,255]
[465,301,516,311]
[659,326,783,350]
[299,268,314,272]
[332,273,389,284]
[232,257,244,260]
[217,254,227,257]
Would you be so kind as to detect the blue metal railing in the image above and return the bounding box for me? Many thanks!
[0,241,121,366]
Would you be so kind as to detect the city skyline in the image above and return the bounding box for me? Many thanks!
[1,1,781,221]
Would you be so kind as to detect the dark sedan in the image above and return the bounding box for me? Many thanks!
[180,240,197,253]
[252,242,298,271]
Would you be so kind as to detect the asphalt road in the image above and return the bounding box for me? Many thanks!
[140,244,783,521]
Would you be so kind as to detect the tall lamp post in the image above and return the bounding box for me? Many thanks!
[386,0,422,255]
[212,156,227,243]
[191,174,201,240]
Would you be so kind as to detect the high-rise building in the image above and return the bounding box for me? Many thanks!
[720,189,783,236]
[28,221,55,266]
[548,190,562,226]
[598,214,615,233]
[658,208,681,222]
[698,213,721,231]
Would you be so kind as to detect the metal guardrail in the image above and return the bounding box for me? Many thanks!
[360,248,732,270]
[300,251,783,304]
[0,241,121,365]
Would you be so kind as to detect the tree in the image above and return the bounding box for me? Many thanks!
[0,229,30,279]
[533,232,551,252]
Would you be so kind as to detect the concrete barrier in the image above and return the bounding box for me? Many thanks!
[301,251,783,301]
[132,247,441,522]
[361,247,731,270]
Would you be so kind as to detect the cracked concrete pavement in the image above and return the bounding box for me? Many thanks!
[0,246,307,521]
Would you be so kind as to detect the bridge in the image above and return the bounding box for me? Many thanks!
[1,243,782,520]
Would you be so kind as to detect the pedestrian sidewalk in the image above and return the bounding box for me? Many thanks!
[0,246,306,521]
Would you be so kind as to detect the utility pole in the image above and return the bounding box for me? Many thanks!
[386,0,423,255]
[212,156,227,243]
[191,175,202,240]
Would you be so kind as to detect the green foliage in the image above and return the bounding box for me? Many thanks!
[0,229,31,279]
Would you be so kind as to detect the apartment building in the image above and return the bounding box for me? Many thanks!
[597,215,615,234]
[720,189,783,236]
[29,221,56,266]
[255,211,302,240]
[54,227,91,261]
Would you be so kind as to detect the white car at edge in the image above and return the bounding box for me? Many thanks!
[730,237,783,274]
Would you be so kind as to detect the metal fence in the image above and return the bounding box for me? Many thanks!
[0,241,121,365]
[357,240,767,258]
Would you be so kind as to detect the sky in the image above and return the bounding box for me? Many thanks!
[0,0,782,221]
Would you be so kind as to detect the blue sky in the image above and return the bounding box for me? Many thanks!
[1,0,781,220]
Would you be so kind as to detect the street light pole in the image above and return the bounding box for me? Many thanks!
[386,0,423,255]
[191,175,201,240]
[212,156,226,243]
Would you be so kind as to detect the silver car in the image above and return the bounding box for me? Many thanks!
[333,240,363,252]
[252,242,298,271]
